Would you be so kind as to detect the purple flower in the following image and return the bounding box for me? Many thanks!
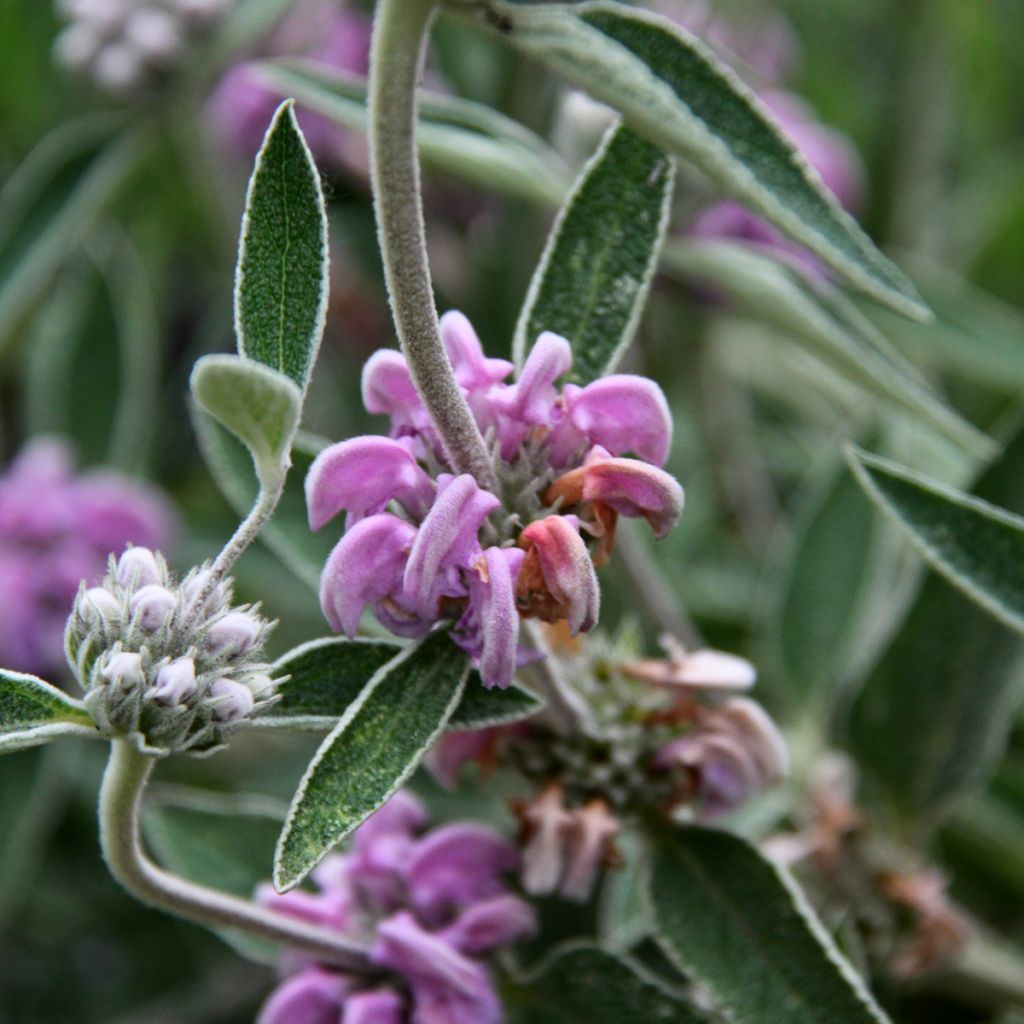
[256,790,534,1024]
[0,437,174,676]
[310,314,683,688]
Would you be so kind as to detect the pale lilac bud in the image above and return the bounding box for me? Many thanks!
[81,586,120,624]
[209,677,255,721]
[116,546,162,588]
[124,8,181,61]
[204,611,260,655]
[183,569,226,612]
[53,22,104,71]
[244,672,275,699]
[129,584,177,630]
[153,657,197,705]
[93,42,145,93]
[101,651,145,689]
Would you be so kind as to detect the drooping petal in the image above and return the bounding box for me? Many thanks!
[564,375,673,466]
[403,476,499,616]
[320,514,416,636]
[519,516,599,635]
[440,894,537,954]
[256,966,348,1024]
[490,331,571,427]
[342,989,404,1024]
[361,349,434,439]
[462,546,525,689]
[306,436,435,530]
[405,823,518,921]
[581,458,684,539]
[439,311,513,391]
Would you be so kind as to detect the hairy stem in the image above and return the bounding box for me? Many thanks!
[368,0,497,490]
[98,739,374,973]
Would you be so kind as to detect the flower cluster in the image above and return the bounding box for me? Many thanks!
[209,0,371,164]
[0,437,173,676]
[307,313,685,688]
[66,546,274,755]
[257,790,535,1024]
[53,0,233,95]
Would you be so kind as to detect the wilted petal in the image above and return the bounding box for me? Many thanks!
[403,476,499,616]
[372,912,501,1024]
[519,784,573,896]
[440,311,513,391]
[564,375,673,466]
[256,966,347,1024]
[306,436,435,530]
[490,332,571,427]
[342,989,404,1024]
[719,697,789,784]
[462,546,525,689]
[582,458,684,539]
[519,516,599,635]
[320,514,416,636]
[405,823,518,921]
[441,895,537,954]
[425,728,502,790]
[559,799,620,902]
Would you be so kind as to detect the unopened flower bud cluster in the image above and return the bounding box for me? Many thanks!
[66,546,275,756]
[53,0,233,96]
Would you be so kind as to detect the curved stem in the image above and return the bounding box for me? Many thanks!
[368,0,497,490]
[98,739,374,974]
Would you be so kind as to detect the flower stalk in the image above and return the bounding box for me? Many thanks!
[367,0,497,490]
[98,739,375,973]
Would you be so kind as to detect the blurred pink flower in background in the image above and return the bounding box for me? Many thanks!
[0,437,175,676]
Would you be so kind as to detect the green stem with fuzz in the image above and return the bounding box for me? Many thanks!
[98,739,374,973]
[368,0,498,490]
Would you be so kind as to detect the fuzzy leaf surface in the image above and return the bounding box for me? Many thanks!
[647,826,890,1024]
[514,122,673,381]
[274,630,469,890]
[0,671,97,754]
[448,675,544,729]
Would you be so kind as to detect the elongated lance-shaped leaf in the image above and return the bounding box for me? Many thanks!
[235,100,329,392]
[257,60,571,207]
[509,942,707,1023]
[462,1,927,319]
[274,629,470,891]
[848,448,1024,634]
[647,826,891,1024]
[0,116,145,351]
[514,122,673,382]
[191,354,301,489]
[846,431,1024,831]
[662,240,990,456]
[0,670,98,754]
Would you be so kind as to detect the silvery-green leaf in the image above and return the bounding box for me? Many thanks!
[143,787,287,962]
[191,354,301,489]
[257,60,571,207]
[274,630,469,891]
[447,675,544,730]
[663,240,990,456]
[598,828,650,953]
[461,0,926,318]
[234,100,329,392]
[647,826,891,1024]
[193,412,333,591]
[514,122,673,381]
[848,448,1024,634]
[0,117,144,352]
[256,637,401,730]
[0,670,98,754]
[508,942,705,1024]
[849,425,1024,830]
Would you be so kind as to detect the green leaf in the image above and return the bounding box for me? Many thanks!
[193,413,334,590]
[514,122,673,382]
[274,629,470,891]
[848,429,1024,828]
[143,787,286,962]
[848,448,1024,633]
[448,675,544,730]
[647,825,890,1024]
[464,1,926,318]
[257,60,571,207]
[190,354,301,489]
[0,670,98,754]
[0,116,145,351]
[234,99,329,391]
[662,240,990,456]
[258,637,402,730]
[508,942,705,1024]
